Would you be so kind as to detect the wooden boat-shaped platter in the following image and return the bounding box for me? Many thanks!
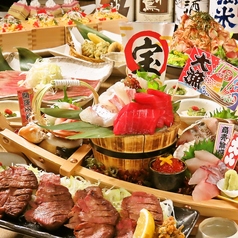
[0,128,237,237]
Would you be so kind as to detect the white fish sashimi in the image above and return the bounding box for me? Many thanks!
[186,158,215,174]
[80,81,136,127]
[80,104,117,127]
[99,82,136,109]
[173,140,195,159]
[188,167,208,185]
[185,150,220,173]
[194,150,220,164]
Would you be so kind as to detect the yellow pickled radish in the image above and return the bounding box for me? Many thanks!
[133,208,155,238]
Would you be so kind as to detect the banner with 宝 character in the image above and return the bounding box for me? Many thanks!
[179,47,238,111]
[119,21,175,84]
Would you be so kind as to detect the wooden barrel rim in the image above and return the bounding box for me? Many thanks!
[90,139,177,159]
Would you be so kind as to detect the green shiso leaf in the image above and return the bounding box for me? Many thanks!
[0,48,13,71]
[41,108,81,119]
[209,107,238,119]
[17,47,42,71]
[172,100,180,113]
[40,121,114,138]
[181,139,215,161]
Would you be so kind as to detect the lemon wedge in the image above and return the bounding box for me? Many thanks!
[133,208,155,238]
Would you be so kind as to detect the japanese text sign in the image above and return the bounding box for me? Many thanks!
[209,0,238,33]
[17,88,34,126]
[214,122,234,156]
[179,47,238,111]
[222,132,238,169]
[119,22,175,84]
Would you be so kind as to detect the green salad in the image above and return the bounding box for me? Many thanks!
[168,85,187,95]
[168,50,189,67]
[187,106,206,116]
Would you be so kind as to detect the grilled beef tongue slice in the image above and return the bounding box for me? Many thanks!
[120,191,164,225]
[66,186,120,238]
[115,218,137,238]
[0,166,38,218]
[24,173,74,231]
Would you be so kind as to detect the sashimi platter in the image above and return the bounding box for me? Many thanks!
[1,8,238,238]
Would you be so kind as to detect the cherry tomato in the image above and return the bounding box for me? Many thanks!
[191,106,199,111]
[4,108,13,115]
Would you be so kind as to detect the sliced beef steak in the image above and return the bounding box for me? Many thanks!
[0,166,38,218]
[24,173,74,231]
[74,222,115,238]
[115,218,137,238]
[120,191,163,225]
[66,186,120,238]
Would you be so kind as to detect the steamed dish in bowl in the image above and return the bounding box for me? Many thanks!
[164,80,200,101]
[177,98,223,125]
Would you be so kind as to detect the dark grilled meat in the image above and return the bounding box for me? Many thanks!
[120,191,163,225]
[66,186,120,238]
[24,173,74,231]
[0,166,38,218]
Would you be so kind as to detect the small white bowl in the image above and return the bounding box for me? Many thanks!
[217,178,238,198]
[176,98,223,125]
[0,152,27,166]
[0,100,21,122]
[101,52,126,76]
[164,79,200,101]
[196,217,238,238]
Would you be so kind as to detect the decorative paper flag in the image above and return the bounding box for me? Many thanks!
[179,47,238,111]
[120,22,175,84]
[222,132,238,169]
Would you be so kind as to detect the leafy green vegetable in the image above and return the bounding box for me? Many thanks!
[17,47,42,71]
[172,100,180,113]
[57,87,73,104]
[136,69,166,91]
[39,121,115,139]
[227,57,238,67]
[0,48,13,71]
[168,50,189,67]
[73,20,114,44]
[181,139,215,161]
[214,45,226,61]
[209,107,238,119]
[41,108,82,119]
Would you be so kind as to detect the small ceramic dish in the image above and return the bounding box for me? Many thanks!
[196,217,238,238]
[176,98,223,125]
[149,157,187,192]
[0,100,21,122]
[164,79,201,101]
[217,178,238,198]
[0,152,27,166]
[101,52,126,76]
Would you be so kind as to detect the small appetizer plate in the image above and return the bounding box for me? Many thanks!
[0,100,21,123]
[176,98,223,125]
[0,152,27,166]
[164,79,200,101]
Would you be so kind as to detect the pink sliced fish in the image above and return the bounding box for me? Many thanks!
[185,150,220,173]
[188,161,227,201]
[191,178,220,202]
